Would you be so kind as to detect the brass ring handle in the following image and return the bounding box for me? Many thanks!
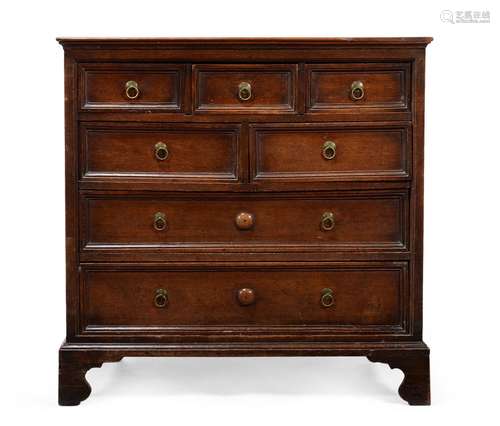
[320,288,334,308]
[154,289,168,308]
[237,288,256,306]
[322,141,336,160]
[153,212,167,231]
[154,142,169,161]
[320,212,335,231]
[235,212,255,230]
[238,81,252,101]
[350,81,365,101]
[125,80,140,99]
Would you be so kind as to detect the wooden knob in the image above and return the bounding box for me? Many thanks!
[237,288,256,306]
[235,212,255,230]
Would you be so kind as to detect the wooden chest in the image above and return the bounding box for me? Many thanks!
[57,37,432,405]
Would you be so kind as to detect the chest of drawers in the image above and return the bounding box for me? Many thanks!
[57,37,432,405]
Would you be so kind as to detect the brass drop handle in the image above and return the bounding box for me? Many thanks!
[238,81,252,101]
[237,288,256,306]
[154,289,168,308]
[125,80,140,99]
[153,212,167,231]
[320,288,335,308]
[350,80,365,101]
[320,212,335,231]
[154,142,169,161]
[235,212,255,230]
[322,141,336,160]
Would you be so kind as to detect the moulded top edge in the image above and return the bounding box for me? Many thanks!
[57,37,433,49]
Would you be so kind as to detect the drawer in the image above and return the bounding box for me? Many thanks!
[81,264,407,331]
[306,63,410,112]
[193,64,297,113]
[79,63,184,111]
[81,192,407,251]
[251,123,410,182]
[80,123,241,183]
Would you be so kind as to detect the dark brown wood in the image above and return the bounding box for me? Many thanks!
[368,348,430,405]
[81,266,403,328]
[58,341,429,405]
[234,211,255,230]
[306,63,410,113]
[81,191,407,250]
[80,122,241,183]
[193,64,297,113]
[58,37,432,405]
[250,123,411,182]
[74,261,410,341]
[59,346,123,406]
[237,287,257,306]
[79,63,184,111]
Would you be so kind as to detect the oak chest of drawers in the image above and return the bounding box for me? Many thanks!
[58,37,432,405]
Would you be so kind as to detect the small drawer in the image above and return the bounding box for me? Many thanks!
[251,123,410,182]
[81,264,407,331]
[193,64,297,113]
[81,192,407,251]
[307,63,410,112]
[80,123,241,183]
[79,63,184,111]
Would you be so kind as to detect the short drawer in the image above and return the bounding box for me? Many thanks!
[307,63,410,112]
[193,64,297,113]
[81,192,407,251]
[80,123,241,183]
[81,264,407,331]
[79,63,184,111]
[251,123,410,182]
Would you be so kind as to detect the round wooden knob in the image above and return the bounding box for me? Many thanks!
[235,212,255,230]
[237,288,256,306]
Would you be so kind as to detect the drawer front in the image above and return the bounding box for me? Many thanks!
[81,265,407,330]
[194,64,297,113]
[80,123,241,183]
[307,63,410,112]
[251,124,410,182]
[82,193,407,251]
[79,63,183,111]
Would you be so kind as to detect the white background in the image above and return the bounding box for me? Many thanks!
[1,0,499,424]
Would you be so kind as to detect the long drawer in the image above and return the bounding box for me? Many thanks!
[80,192,408,251]
[80,263,408,332]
